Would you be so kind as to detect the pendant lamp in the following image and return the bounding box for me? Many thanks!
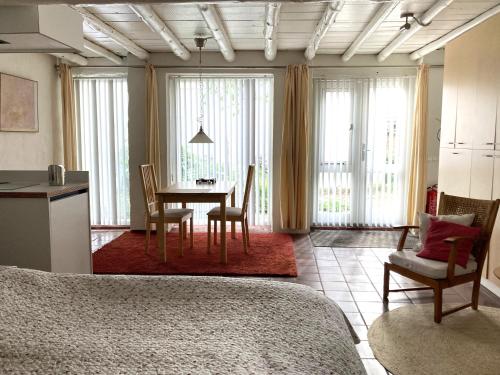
[189,37,213,144]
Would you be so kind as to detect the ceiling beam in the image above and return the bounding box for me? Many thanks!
[83,39,123,64]
[70,6,150,61]
[51,53,88,66]
[129,4,190,61]
[1,0,327,4]
[410,4,500,60]
[342,0,401,62]
[377,0,454,62]
[198,4,235,62]
[304,0,344,61]
[264,2,281,61]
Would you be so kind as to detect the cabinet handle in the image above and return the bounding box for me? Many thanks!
[485,142,495,145]
[448,142,455,145]
[483,155,494,158]
[457,142,466,145]
[452,152,460,155]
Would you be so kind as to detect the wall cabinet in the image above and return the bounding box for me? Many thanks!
[438,148,472,197]
[469,150,494,200]
[438,14,500,289]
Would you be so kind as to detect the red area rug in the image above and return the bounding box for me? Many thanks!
[93,231,297,276]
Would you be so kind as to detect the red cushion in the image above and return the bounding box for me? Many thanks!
[417,219,481,268]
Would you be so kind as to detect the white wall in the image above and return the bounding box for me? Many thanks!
[80,50,445,231]
[0,53,61,169]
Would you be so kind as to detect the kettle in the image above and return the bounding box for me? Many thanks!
[48,165,65,186]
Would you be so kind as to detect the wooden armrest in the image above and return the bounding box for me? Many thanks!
[445,236,481,280]
[393,225,420,230]
[394,225,419,251]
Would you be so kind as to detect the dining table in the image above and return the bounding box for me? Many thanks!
[156,181,236,264]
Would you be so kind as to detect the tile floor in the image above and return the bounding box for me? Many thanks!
[92,230,500,375]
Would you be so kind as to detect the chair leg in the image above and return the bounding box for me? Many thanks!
[434,286,443,323]
[241,219,248,254]
[383,263,390,301]
[471,277,481,310]
[244,217,250,247]
[214,220,218,245]
[207,218,211,253]
[179,221,184,257]
[190,217,194,249]
[145,219,151,254]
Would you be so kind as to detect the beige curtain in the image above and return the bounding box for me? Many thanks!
[145,63,161,184]
[279,64,311,231]
[59,63,77,170]
[406,64,429,225]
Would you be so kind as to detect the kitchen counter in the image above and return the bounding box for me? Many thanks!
[0,170,92,274]
[0,182,89,198]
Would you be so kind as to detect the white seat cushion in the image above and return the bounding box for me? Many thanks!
[389,250,477,279]
[207,206,242,218]
[151,208,193,219]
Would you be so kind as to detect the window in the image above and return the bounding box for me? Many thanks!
[74,76,130,225]
[168,75,273,226]
[312,77,415,227]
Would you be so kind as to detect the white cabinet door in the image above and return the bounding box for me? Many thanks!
[50,192,92,274]
[455,31,481,149]
[440,45,459,149]
[438,148,472,197]
[471,30,498,150]
[470,150,494,199]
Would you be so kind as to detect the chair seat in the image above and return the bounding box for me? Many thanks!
[151,208,193,220]
[207,206,243,219]
[388,250,477,279]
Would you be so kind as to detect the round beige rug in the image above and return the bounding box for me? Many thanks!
[368,304,500,375]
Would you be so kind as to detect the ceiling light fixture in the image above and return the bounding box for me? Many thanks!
[400,12,432,31]
[189,37,213,144]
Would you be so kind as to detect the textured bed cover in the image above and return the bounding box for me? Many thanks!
[0,267,365,374]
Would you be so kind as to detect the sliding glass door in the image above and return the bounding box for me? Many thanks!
[74,76,130,226]
[168,75,273,226]
[312,77,415,227]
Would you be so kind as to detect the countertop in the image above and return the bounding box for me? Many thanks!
[0,182,89,198]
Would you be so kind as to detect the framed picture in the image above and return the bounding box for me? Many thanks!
[0,73,39,132]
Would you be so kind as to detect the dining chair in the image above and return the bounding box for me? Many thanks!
[207,164,255,254]
[384,192,499,323]
[139,164,194,257]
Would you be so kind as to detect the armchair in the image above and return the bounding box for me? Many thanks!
[383,192,499,323]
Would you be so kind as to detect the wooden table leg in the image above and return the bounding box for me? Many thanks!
[220,197,227,264]
[231,190,236,239]
[182,202,187,239]
[158,195,166,262]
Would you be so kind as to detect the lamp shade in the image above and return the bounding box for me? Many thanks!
[189,126,213,144]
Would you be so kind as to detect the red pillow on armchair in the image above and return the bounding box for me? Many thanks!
[416,219,481,268]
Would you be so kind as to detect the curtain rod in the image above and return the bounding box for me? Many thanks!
[71,64,444,69]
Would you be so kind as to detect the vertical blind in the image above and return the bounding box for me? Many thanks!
[168,75,273,226]
[312,77,415,227]
[74,77,130,225]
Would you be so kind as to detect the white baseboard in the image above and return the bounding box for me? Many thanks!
[481,278,500,298]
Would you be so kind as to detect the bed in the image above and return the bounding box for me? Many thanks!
[0,266,365,374]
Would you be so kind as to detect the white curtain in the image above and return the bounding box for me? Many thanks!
[312,76,415,227]
[168,75,273,226]
[74,77,130,225]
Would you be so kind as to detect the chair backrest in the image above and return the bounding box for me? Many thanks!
[241,164,256,215]
[438,192,500,268]
[139,164,158,217]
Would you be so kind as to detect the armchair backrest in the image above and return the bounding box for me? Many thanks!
[438,192,500,268]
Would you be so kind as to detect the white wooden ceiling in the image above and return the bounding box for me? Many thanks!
[80,0,500,59]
